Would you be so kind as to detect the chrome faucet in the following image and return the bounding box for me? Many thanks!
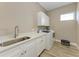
[14,26,19,38]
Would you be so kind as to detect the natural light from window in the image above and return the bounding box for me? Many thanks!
[60,12,74,21]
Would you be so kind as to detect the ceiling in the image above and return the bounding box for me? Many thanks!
[39,2,74,11]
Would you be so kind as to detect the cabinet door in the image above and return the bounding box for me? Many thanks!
[20,41,37,57]
[37,11,49,26]
[25,36,45,57]
[26,43,37,57]
[50,32,53,46]
[36,36,45,56]
[46,33,53,50]
[13,41,37,57]
[19,47,28,57]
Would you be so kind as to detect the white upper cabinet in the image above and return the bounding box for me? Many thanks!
[37,11,50,26]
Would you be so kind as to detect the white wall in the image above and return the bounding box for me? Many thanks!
[0,2,46,36]
[76,3,79,45]
[47,3,77,43]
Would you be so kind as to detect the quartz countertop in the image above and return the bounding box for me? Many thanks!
[0,31,47,53]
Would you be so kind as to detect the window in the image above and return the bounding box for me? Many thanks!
[60,12,74,21]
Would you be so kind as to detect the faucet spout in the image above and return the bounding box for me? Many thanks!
[14,26,19,38]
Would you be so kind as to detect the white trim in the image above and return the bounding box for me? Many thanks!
[54,39,79,50]
[70,42,79,50]
[54,39,61,42]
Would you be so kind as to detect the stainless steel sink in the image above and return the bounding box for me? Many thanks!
[0,36,30,47]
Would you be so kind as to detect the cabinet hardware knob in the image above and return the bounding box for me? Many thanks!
[41,40,43,42]
[21,53,24,55]
[24,51,27,53]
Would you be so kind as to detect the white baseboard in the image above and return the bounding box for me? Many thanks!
[70,42,79,50]
[54,39,61,42]
[54,39,79,50]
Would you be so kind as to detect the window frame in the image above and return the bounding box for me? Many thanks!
[60,12,75,21]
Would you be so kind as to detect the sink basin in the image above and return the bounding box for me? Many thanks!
[0,36,30,47]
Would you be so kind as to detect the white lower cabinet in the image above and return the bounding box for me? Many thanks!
[15,41,37,57]
[46,32,53,50]
[24,36,45,57]
[0,46,21,57]
[36,36,45,56]
[24,41,37,57]
[0,32,53,57]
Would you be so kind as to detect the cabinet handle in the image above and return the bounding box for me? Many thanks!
[41,40,43,42]
[24,51,27,53]
[21,53,24,55]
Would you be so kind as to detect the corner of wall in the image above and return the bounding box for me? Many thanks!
[54,39,79,50]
